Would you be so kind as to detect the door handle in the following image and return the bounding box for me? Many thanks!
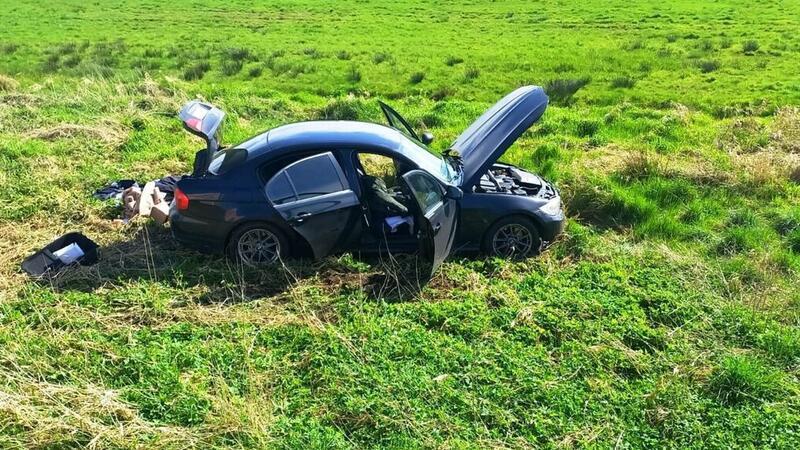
[432,223,442,234]
[291,212,312,223]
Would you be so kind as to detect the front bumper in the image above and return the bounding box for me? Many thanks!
[537,210,566,244]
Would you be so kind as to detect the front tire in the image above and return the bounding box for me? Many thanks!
[227,223,288,267]
[483,216,541,259]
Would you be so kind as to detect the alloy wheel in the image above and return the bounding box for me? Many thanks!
[237,228,281,266]
[491,223,534,258]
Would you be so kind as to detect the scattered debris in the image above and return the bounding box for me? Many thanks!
[93,180,139,201]
[122,185,141,221]
[96,175,180,225]
[138,181,169,225]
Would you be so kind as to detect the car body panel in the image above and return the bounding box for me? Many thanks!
[451,86,548,189]
[456,191,565,251]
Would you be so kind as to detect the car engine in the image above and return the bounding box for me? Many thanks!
[475,163,556,198]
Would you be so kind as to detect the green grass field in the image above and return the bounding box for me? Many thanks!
[1,0,800,448]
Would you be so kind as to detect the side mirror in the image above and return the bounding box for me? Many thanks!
[444,185,463,200]
[420,131,434,145]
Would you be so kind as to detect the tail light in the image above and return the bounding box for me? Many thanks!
[175,187,189,210]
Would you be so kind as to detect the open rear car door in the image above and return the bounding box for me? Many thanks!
[401,170,458,275]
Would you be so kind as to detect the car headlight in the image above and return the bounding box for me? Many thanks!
[538,198,562,216]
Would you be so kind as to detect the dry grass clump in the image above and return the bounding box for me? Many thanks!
[770,106,800,153]
[0,74,19,91]
[716,117,769,153]
[134,75,184,112]
[732,151,800,187]
[0,368,205,448]
[789,165,800,184]
[617,149,666,181]
[27,120,127,147]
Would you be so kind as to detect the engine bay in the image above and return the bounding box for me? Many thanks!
[474,163,556,198]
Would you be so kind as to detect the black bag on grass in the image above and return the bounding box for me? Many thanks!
[22,232,98,277]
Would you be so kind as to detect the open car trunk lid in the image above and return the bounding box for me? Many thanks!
[179,100,226,177]
[451,86,548,189]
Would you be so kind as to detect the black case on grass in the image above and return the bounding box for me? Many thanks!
[21,232,98,277]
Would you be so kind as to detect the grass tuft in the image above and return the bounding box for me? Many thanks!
[463,67,480,81]
[409,71,425,84]
[545,77,590,105]
[346,64,361,83]
[248,66,262,78]
[1,42,18,54]
[611,75,637,88]
[709,355,784,405]
[303,47,321,59]
[223,46,252,61]
[697,59,720,73]
[444,55,464,66]
[716,118,769,153]
[220,59,243,76]
[742,39,760,53]
[372,52,390,64]
[182,61,211,80]
[576,119,600,137]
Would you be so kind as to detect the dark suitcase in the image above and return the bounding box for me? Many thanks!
[21,232,98,277]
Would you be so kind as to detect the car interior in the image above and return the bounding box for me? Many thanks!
[353,152,421,248]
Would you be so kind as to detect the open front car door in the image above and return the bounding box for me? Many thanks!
[401,170,458,276]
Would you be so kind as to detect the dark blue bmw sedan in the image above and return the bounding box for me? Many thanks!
[170,86,564,274]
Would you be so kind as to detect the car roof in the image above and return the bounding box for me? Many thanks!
[241,120,409,159]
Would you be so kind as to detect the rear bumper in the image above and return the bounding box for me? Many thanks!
[170,209,227,254]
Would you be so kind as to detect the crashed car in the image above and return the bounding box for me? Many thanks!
[170,86,565,273]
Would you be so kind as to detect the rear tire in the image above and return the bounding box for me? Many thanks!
[482,216,541,259]
[227,222,289,267]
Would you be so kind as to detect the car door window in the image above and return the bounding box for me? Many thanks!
[404,171,443,215]
[265,152,349,205]
[266,171,296,205]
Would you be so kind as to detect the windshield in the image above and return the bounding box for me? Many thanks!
[207,147,247,175]
[398,139,460,185]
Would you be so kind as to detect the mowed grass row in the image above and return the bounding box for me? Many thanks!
[1,0,800,448]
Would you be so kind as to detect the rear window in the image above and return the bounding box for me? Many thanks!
[207,147,247,175]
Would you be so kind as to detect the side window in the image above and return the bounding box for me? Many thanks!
[265,152,348,205]
[405,172,443,215]
[285,154,345,201]
[265,171,295,205]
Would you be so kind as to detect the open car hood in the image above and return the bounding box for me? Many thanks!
[450,86,548,188]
